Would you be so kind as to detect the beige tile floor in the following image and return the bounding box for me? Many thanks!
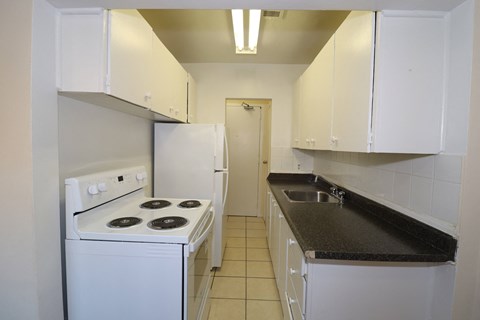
[208,216,284,320]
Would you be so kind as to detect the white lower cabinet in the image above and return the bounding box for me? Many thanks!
[267,190,454,320]
[265,191,272,244]
[267,192,306,320]
[285,226,306,320]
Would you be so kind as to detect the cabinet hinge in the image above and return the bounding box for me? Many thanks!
[367,133,374,145]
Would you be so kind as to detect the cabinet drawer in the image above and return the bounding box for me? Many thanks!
[287,277,304,320]
[287,236,306,312]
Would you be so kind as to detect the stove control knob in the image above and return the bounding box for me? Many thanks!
[88,185,99,195]
[97,182,107,192]
[136,172,146,181]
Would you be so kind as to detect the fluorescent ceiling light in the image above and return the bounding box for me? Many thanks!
[231,9,244,51]
[248,10,261,51]
[231,9,261,54]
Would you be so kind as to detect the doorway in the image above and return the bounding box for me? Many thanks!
[225,99,271,217]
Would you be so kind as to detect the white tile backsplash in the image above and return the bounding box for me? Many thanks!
[432,181,461,225]
[411,176,434,215]
[412,155,435,178]
[434,154,463,183]
[394,157,413,174]
[270,146,314,173]
[393,173,412,208]
[313,150,463,234]
[379,170,395,201]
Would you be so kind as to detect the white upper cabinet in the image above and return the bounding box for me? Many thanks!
[187,74,197,123]
[58,9,188,122]
[109,10,153,108]
[292,35,334,150]
[371,11,447,153]
[331,11,375,152]
[305,35,335,150]
[294,10,448,154]
[151,36,188,122]
[291,76,303,148]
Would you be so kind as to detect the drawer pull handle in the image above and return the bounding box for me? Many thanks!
[289,297,297,305]
[290,268,298,275]
[288,238,296,246]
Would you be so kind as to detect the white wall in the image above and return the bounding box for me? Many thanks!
[0,0,65,319]
[452,0,480,318]
[31,0,64,319]
[444,0,474,153]
[183,63,313,172]
[0,1,38,319]
[58,96,153,188]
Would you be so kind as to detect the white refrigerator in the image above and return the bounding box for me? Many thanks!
[154,123,228,268]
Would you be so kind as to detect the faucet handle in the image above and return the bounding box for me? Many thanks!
[330,186,337,194]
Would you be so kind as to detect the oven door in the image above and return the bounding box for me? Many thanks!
[185,209,214,320]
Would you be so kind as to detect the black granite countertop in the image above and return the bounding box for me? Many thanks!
[267,173,457,263]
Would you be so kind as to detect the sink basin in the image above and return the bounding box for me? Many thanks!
[283,190,339,203]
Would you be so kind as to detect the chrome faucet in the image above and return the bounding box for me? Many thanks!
[330,185,345,204]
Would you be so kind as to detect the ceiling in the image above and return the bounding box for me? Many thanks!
[140,10,350,64]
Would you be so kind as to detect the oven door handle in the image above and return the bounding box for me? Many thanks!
[189,209,214,253]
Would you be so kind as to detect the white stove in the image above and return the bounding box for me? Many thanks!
[65,166,214,320]
[73,193,211,244]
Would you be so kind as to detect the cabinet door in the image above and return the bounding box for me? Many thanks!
[58,9,107,92]
[300,62,315,149]
[170,60,188,122]
[270,201,280,278]
[108,10,153,108]
[286,230,306,317]
[265,191,272,241]
[332,11,375,152]
[151,36,173,116]
[278,216,289,319]
[309,35,335,150]
[371,11,446,153]
[151,35,188,122]
[291,76,302,148]
[187,74,197,123]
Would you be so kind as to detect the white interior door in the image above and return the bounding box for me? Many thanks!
[225,103,262,216]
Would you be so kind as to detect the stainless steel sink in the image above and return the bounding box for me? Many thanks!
[283,190,339,203]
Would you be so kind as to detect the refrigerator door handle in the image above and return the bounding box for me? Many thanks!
[224,130,229,171]
[223,171,229,210]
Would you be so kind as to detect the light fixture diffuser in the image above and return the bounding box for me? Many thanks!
[248,9,261,51]
[231,9,261,54]
[231,9,244,51]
